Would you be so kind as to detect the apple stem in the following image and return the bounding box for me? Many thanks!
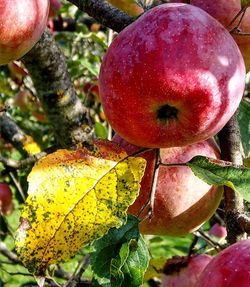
[148,149,161,219]
[227,7,247,33]
[195,229,222,251]
[136,149,160,221]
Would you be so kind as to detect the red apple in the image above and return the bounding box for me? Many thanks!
[0,0,50,66]
[161,254,212,287]
[190,0,250,70]
[195,239,250,287]
[0,183,13,215]
[107,0,144,16]
[113,134,223,236]
[100,3,245,148]
[49,0,61,17]
[208,223,227,238]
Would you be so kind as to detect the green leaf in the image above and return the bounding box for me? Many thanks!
[238,100,250,157]
[91,215,150,287]
[241,0,250,7]
[95,122,108,139]
[187,156,250,202]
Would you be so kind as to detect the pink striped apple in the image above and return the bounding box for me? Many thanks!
[0,0,50,66]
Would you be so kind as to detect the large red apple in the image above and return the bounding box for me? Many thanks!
[161,254,212,287]
[195,239,250,287]
[190,0,250,70]
[100,3,245,148]
[0,183,13,215]
[113,134,223,236]
[0,0,50,66]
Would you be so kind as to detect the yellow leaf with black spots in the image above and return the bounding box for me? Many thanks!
[15,140,146,276]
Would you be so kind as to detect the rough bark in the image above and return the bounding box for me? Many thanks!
[22,30,93,148]
[218,112,248,243]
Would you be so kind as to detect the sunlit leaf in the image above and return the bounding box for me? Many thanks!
[15,140,146,275]
[22,135,41,155]
[188,156,250,202]
[91,215,150,287]
[238,100,250,157]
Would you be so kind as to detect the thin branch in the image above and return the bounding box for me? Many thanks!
[67,0,134,32]
[0,112,27,153]
[0,242,19,263]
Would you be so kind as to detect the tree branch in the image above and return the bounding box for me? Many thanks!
[67,0,134,32]
[22,30,93,148]
[0,112,27,153]
[218,111,249,243]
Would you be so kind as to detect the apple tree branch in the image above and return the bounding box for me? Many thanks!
[22,30,93,148]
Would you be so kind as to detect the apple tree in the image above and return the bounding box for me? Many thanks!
[0,0,250,286]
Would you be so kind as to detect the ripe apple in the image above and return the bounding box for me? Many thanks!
[161,254,212,287]
[113,134,223,236]
[0,0,50,66]
[0,183,13,215]
[107,0,143,16]
[195,239,250,287]
[190,0,250,70]
[208,223,227,238]
[49,0,61,17]
[100,3,245,148]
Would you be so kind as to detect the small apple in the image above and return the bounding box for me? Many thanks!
[100,3,245,148]
[161,254,212,287]
[195,239,250,287]
[208,223,227,238]
[107,0,144,16]
[0,183,13,215]
[190,0,250,70]
[113,134,223,236]
[49,0,61,17]
[0,0,50,66]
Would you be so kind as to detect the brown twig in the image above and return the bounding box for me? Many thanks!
[0,112,27,153]
[0,153,46,169]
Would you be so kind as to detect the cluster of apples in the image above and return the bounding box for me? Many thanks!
[0,0,61,66]
[100,3,246,236]
[161,239,250,287]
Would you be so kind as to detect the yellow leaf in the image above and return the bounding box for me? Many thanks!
[15,140,146,275]
[22,135,41,154]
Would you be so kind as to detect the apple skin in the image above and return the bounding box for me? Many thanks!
[161,254,212,287]
[0,0,50,66]
[208,223,227,238]
[0,183,13,215]
[190,0,250,70]
[100,3,245,148]
[195,239,250,287]
[113,134,223,236]
[107,0,143,16]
